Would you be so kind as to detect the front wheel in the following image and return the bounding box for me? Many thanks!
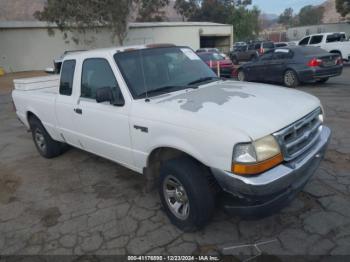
[283,70,299,88]
[237,70,246,81]
[159,157,215,232]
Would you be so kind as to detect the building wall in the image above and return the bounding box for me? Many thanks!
[0,23,233,72]
[287,23,350,41]
[0,27,117,72]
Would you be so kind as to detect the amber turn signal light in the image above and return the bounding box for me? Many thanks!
[232,153,284,175]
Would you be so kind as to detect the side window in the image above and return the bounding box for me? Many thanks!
[261,52,273,61]
[299,37,310,46]
[59,60,76,96]
[310,35,323,44]
[81,58,120,100]
[273,50,293,59]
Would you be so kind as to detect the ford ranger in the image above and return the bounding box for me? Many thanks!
[12,44,331,231]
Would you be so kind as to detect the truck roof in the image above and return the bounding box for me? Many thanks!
[63,43,177,60]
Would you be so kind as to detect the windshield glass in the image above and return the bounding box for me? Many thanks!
[114,47,217,99]
[198,52,225,62]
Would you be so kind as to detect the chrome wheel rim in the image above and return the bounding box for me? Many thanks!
[163,175,190,220]
[238,71,245,81]
[285,71,295,87]
[34,129,46,152]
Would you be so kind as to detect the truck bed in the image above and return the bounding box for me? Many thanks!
[12,75,60,140]
[14,75,59,93]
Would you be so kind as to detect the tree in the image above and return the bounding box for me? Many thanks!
[297,5,324,26]
[35,0,169,45]
[174,0,260,41]
[174,0,199,21]
[336,0,350,17]
[136,0,170,22]
[278,8,295,27]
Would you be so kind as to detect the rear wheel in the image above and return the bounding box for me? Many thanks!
[283,70,299,88]
[159,157,215,232]
[237,70,246,81]
[29,116,66,158]
[317,77,329,83]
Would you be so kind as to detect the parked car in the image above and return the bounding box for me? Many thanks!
[298,32,350,61]
[237,46,343,87]
[12,44,331,231]
[197,51,234,78]
[230,41,275,64]
[196,48,227,59]
[274,42,288,48]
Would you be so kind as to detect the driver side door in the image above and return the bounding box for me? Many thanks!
[74,57,134,168]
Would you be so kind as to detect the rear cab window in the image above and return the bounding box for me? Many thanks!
[309,35,323,45]
[326,33,346,43]
[59,60,76,96]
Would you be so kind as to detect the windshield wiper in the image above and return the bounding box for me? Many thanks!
[138,85,198,99]
[187,76,220,85]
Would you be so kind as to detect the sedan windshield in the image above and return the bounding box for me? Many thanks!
[114,47,217,99]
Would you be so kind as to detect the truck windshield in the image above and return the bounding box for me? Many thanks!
[114,47,218,99]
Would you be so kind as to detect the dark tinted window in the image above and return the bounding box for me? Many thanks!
[310,35,323,44]
[261,52,273,60]
[326,33,346,43]
[262,42,274,48]
[299,37,310,46]
[275,43,288,47]
[273,49,293,59]
[81,58,119,99]
[59,60,76,96]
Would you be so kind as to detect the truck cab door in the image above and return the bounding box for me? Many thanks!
[72,57,133,168]
[55,59,83,148]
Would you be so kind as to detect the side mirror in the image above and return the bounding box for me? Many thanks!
[96,87,125,107]
[45,67,56,74]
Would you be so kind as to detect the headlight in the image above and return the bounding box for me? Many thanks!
[232,135,283,175]
[318,112,324,123]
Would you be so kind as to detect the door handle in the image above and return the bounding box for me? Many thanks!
[74,108,82,115]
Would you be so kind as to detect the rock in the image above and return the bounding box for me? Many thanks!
[106,236,129,249]
[59,235,77,248]
[319,196,350,217]
[279,229,319,254]
[168,242,197,255]
[308,239,334,255]
[80,232,103,252]
[303,211,347,235]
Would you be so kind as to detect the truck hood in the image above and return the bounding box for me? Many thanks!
[134,80,321,140]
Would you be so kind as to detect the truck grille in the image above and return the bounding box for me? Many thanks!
[274,108,323,161]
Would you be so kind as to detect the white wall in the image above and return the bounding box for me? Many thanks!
[0,28,117,72]
[0,24,233,72]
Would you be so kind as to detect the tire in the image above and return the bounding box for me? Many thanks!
[237,70,246,81]
[317,77,329,83]
[283,70,299,88]
[29,116,65,158]
[159,157,215,232]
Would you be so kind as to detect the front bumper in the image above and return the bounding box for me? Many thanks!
[211,126,331,215]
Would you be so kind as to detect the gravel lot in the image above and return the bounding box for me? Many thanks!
[0,68,349,258]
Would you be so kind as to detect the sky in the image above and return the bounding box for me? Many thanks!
[250,0,325,15]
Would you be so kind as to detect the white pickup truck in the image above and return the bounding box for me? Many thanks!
[298,32,350,61]
[12,44,331,231]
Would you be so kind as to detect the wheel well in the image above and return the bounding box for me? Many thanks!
[145,147,217,189]
[330,50,341,55]
[26,112,40,128]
